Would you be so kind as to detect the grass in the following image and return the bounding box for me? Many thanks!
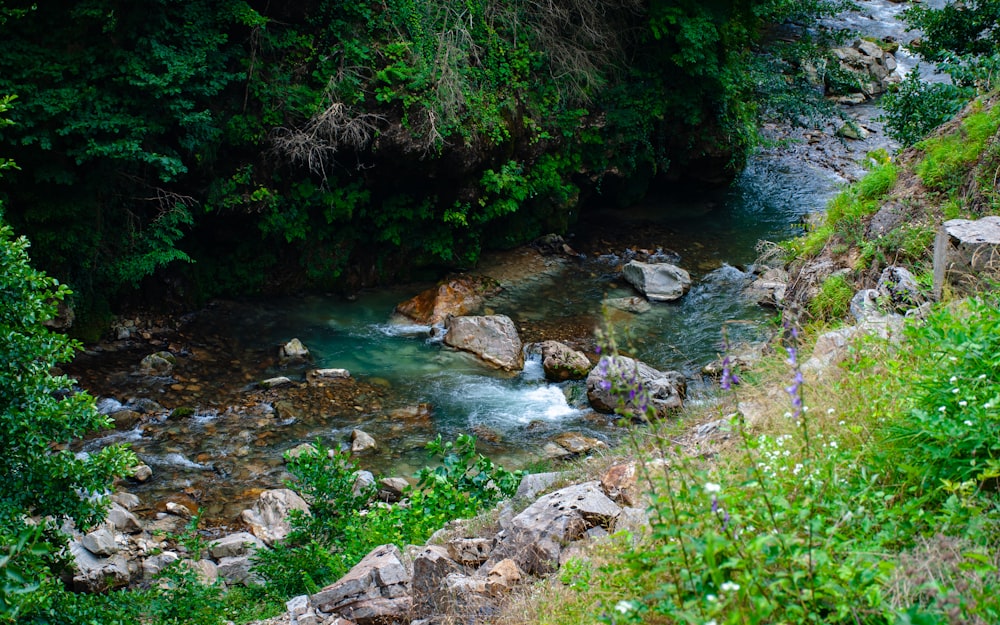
[501,294,1000,625]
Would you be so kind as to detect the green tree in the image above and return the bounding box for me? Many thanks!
[0,94,135,621]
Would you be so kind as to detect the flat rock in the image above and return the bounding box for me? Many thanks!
[934,216,1000,297]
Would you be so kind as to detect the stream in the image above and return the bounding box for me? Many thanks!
[67,0,938,525]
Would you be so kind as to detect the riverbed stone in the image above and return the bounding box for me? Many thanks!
[306,368,351,384]
[829,39,899,97]
[393,276,495,326]
[743,267,789,308]
[602,296,652,314]
[933,216,1000,298]
[444,315,524,371]
[351,429,377,453]
[241,488,311,546]
[551,432,607,455]
[538,340,591,381]
[310,544,412,624]
[71,540,130,592]
[107,503,143,534]
[109,409,142,430]
[377,477,410,502]
[586,355,685,420]
[280,338,310,363]
[139,351,176,376]
[130,464,153,483]
[621,261,692,302]
[260,376,294,389]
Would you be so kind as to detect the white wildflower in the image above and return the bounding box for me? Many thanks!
[720,581,741,592]
[704,482,721,494]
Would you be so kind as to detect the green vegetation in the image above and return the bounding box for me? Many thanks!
[915,102,1000,194]
[520,295,1000,624]
[254,435,522,599]
[808,273,854,321]
[0,0,851,325]
[880,0,1000,146]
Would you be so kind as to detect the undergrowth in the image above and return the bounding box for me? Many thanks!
[513,295,1000,624]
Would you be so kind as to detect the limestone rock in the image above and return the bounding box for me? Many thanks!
[306,368,351,384]
[933,216,1000,297]
[209,531,265,560]
[285,442,319,461]
[447,538,493,566]
[71,540,130,592]
[444,315,524,371]
[393,276,496,326]
[743,267,789,308]
[142,551,180,580]
[586,355,685,420]
[621,261,692,302]
[139,351,176,376]
[110,409,142,430]
[280,338,310,363]
[351,429,377,453]
[538,341,591,381]
[829,39,900,97]
[515,472,564,500]
[485,481,621,575]
[112,491,141,510]
[411,545,464,616]
[187,559,219,585]
[217,555,262,586]
[241,488,311,546]
[310,544,412,625]
[130,464,153,483]
[260,376,294,389]
[107,504,143,534]
[82,528,119,556]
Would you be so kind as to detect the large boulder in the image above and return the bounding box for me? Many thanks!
[484,481,621,576]
[933,216,1000,298]
[279,338,310,363]
[743,267,789,308]
[538,341,591,381]
[240,488,310,546]
[70,540,130,592]
[586,355,685,420]
[621,261,692,302]
[444,315,524,371]
[393,276,496,326]
[310,544,412,625]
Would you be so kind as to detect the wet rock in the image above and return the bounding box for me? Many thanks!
[551,432,607,455]
[310,544,412,625]
[260,376,294,389]
[443,315,524,371]
[129,397,165,414]
[602,296,651,314]
[280,338,310,363]
[130,464,153,483]
[109,409,142,430]
[306,368,351,384]
[273,400,301,421]
[393,276,495,326]
[139,351,176,376]
[586,355,685,420]
[933,216,1000,298]
[538,341,591,381]
[82,528,119,556]
[351,429,377,453]
[241,488,311,546]
[209,531,265,560]
[621,261,692,302]
[387,403,432,423]
[485,481,621,576]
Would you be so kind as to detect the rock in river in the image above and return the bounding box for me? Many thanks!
[444,315,524,371]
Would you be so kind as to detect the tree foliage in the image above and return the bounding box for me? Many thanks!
[0,0,849,319]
